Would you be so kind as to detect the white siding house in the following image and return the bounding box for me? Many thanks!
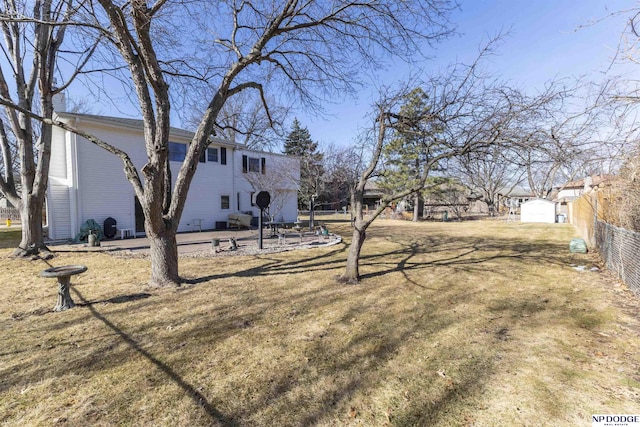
[46,112,300,240]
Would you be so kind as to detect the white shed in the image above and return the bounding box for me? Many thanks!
[520,198,557,224]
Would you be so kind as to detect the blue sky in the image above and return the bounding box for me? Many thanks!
[296,0,636,148]
[63,1,636,149]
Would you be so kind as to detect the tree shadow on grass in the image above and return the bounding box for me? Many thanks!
[7,294,152,325]
[358,235,571,283]
[2,228,580,425]
[70,288,239,426]
[75,292,152,306]
[184,243,348,285]
[185,232,571,290]
[210,279,501,426]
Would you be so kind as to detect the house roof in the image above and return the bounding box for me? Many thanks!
[523,197,556,205]
[55,111,294,159]
[55,111,234,147]
[362,181,386,198]
[497,186,535,198]
[561,174,613,189]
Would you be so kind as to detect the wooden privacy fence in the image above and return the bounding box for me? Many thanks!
[568,192,600,247]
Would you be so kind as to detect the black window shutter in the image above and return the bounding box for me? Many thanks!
[242,155,248,173]
[221,147,227,165]
[261,157,266,174]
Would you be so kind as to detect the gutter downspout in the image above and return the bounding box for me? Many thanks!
[232,145,237,213]
[69,117,80,239]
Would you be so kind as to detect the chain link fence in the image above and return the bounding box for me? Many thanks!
[571,191,640,294]
[594,220,640,294]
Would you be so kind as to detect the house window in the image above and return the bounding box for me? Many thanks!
[207,147,218,163]
[242,155,263,173]
[249,157,260,172]
[221,195,230,210]
[220,147,227,165]
[168,142,186,162]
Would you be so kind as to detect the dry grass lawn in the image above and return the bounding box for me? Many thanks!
[1,219,640,426]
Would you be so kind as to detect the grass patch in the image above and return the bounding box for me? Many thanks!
[1,220,640,426]
[0,226,21,249]
[571,308,611,330]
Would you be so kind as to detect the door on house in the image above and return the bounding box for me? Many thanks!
[134,197,145,233]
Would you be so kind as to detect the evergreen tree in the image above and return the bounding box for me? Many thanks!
[380,88,442,221]
[283,119,324,209]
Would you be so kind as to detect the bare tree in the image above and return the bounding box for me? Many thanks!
[506,78,637,200]
[340,50,513,283]
[185,91,289,150]
[452,85,526,215]
[455,146,525,215]
[560,7,640,229]
[322,142,361,211]
[0,0,99,257]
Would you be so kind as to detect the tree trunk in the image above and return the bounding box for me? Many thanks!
[413,191,420,222]
[13,196,50,258]
[338,227,366,284]
[148,229,181,286]
[487,200,496,217]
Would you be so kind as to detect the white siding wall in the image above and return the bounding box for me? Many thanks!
[276,190,299,222]
[74,124,146,235]
[47,184,71,240]
[178,147,235,230]
[46,124,72,239]
[234,149,300,222]
[47,116,299,239]
[49,125,68,178]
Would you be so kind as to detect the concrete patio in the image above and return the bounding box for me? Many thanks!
[47,227,342,257]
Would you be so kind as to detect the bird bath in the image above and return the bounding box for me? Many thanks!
[41,265,88,312]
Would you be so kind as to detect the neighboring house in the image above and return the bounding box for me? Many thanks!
[363,181,385,211]
[555,175,612,200]
[46,112,300,240]
[0,197,13,208]
[554,175,613,217]
[422,180,471,219]
[497,186,536,214]
[0,197,19,223]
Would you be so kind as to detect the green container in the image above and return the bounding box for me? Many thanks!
[569,238,587,254]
